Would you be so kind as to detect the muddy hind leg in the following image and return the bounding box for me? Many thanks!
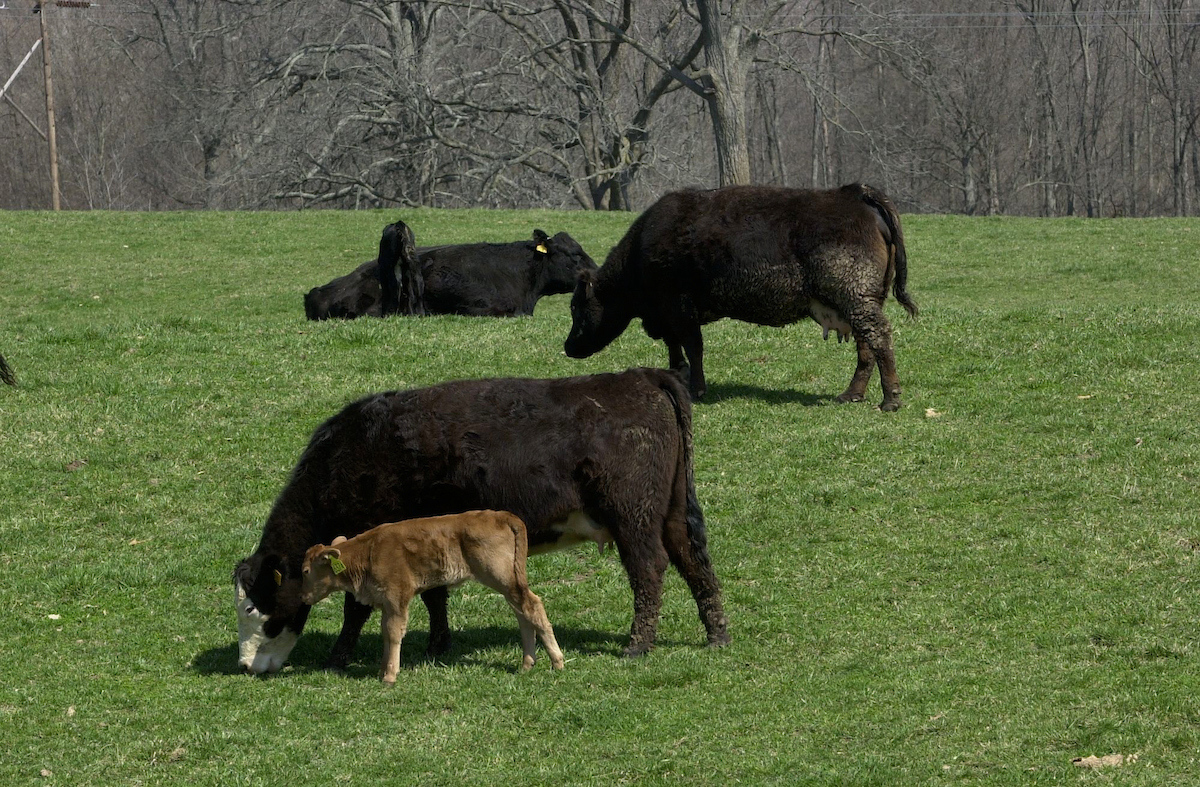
[837,338,876,404]
[614,531,671,657]
[663,504,729,647]
[846,302,902,411]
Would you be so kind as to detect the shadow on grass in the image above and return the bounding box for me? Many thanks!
[192,624,634,678]
[703,382,839,407]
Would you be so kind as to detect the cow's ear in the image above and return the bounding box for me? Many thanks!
[533,229,550,255]
[331,536,347,546]
[577,267,596,294]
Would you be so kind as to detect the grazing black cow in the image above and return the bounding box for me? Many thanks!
[234,368,729,674]
[0,354,13,386]
[304,229,596,320]
[303,220,422,320]
[564,183,918,410]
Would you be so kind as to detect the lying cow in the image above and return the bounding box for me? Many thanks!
[303,220,422,320]
[396,230,597,317]
[0,354,13,386]
[301,511,565,682]
[564,183,918,410]
[234,367,728,675]
[304,229,596,319]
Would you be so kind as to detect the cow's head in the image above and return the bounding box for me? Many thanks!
[300,537,349,606]
[564,268,630,358]
[533,230,598,296]
[233,553,310,675]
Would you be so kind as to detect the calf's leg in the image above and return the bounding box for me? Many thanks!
[506,587,565,671]
[379,600,412,685]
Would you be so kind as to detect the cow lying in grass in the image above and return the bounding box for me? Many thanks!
[300,510,565,682]
[303,219,423,320]
[304,227,596,319]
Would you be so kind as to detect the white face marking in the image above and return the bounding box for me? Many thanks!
[530,511,615,556]
[235,579,298,674]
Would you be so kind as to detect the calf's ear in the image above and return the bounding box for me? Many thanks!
[321,548,347,574]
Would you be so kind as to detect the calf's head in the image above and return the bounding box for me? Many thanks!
[300,537,350,606]
[233,553,310,675]
[535,230,598,295]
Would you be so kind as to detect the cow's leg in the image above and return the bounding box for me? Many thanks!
[660,334,694,392]
[678,326,707,401]
[847,301,902,411]
[614,533,671,657]
[663,514,730,648]
[379,600,411,685]
[837,337,876,404]
[325,594,374,671]
[420,585,452,658]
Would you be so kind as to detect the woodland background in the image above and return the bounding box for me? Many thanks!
[1,0,1198,216]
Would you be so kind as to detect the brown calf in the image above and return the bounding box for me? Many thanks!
[300,510,565,683]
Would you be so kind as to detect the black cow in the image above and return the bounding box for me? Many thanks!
[233,368,729,674]
[304,229,597,320]
[564,183,918,410]
[396,230,597,317]
[303,220,422,320]
[0,354,13,386]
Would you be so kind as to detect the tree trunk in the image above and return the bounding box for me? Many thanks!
[696,0,753,186]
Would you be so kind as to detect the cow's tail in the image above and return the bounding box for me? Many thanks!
[658,372,710,571]
[0,354,14,386]
[377,220,425,317]
[659,370,729,646]
[858,184,918,319]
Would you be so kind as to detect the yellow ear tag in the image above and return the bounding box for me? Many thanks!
[273,570,283,586]
[536,243,549,254]
[329,557,347,575]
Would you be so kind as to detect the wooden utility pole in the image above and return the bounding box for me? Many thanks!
[37,1,62,211]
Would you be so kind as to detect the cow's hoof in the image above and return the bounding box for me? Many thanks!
[879,399,901,412]
[622,643,653,659]
[707,632,732,648]
[836,391,865,404]
[322,654,352,672]
[425,632,452,659]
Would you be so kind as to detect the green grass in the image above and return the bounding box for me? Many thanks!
[2,209,1199,785]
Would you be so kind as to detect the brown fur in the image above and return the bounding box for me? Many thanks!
[564,183,917,410]
[301,510,565,682]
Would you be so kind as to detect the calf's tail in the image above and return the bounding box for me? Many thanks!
[859,184,918,319]
[377,220,425,317]
[0,354,14,386]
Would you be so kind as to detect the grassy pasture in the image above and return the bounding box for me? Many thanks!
[1,208,1198,785]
